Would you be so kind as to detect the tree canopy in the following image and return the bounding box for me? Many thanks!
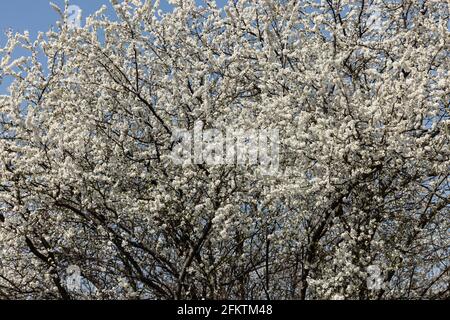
[0,0,449,299]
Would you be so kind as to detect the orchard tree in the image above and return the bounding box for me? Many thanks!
[0,0,449,300]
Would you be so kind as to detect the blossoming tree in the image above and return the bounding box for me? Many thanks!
[0,0,448,299]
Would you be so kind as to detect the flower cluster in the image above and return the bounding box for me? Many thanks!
[0,0,448,299]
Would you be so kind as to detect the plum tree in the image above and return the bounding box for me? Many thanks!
[0,0,448,300]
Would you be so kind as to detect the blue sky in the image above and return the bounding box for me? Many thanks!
[0,1,227,94]
[0,0,228,44]
[1,1,116,44]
